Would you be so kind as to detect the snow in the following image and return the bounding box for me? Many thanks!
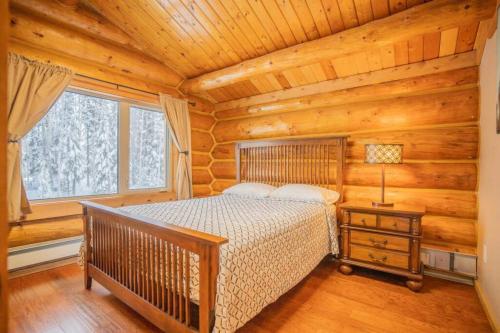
[22,91,169,200]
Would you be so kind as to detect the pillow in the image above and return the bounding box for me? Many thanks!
[223,182,277,198]
[269,184,340,205]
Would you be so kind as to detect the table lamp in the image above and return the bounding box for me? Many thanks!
[365,144,403,207]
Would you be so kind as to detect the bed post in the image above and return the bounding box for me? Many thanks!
[336,137,347,201]
[198,244,220,333]
[83,206,92,290]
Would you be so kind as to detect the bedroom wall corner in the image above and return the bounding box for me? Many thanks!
[190,102,216,197]
[477,29,500,332]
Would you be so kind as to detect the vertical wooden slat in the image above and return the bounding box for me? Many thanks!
[185,251,191,326]
[161,240,166,312]
[167,242,172,315]
[173,245,178,319]
[141,232,145,298]
[154,238,159,307]
[179,248,184,322]
[130,229,138,294]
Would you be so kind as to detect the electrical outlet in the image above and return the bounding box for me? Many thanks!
[483,244,488,264]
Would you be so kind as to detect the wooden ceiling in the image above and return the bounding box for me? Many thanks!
[205,21,486,103]
[9,0,496,103]
[83,0,430,79]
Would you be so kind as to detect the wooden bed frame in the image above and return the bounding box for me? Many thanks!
[81,136,347,333]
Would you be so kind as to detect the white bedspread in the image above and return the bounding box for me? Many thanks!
[120,194,338,332]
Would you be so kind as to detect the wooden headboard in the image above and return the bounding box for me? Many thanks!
[235,136,348,200]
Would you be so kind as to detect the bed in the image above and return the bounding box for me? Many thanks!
[81,136,348,333]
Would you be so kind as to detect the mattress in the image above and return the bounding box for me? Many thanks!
[120,194,338,333]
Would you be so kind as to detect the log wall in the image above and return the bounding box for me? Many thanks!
[211,67,479,255]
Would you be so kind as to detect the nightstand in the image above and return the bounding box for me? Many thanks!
[338,202,426,292]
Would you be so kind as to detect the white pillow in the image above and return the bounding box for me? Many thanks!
[223,182,277,198]
[269,184,340,205]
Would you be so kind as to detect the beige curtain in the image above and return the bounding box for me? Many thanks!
[7,53,74,222]
[159,94,192,200]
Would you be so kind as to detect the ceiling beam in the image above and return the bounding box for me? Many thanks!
[214,52,478,114]
[9,9,183,88]
[181,0,496,94]
[10,0,143,52]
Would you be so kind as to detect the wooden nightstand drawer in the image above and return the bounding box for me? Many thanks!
[350,230,409,252]
[350,245,409,270]
[379,215,410,233]
[350,212,377,227]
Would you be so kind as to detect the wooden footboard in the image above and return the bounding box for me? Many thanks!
[81,201,228,333]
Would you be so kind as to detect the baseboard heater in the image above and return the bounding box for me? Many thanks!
[8,236,82,272]
[421,248,477,285]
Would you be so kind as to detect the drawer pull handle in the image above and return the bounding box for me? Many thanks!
[361,218,366,224]
[392,222,398,228]
[369,238,388,248]
[368,253,388,263]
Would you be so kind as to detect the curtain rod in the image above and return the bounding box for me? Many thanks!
[75,74,196,106]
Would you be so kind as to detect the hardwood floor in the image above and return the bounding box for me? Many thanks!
[9,258,492,333]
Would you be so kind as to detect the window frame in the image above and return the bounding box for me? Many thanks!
[24,86,173,204]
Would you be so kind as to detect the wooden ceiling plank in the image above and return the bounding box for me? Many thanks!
[366,49,383,71]
[353,0,375,25]
[114,0,211,74]
[178,0,244,63]
[259,0,298,46]
[300,64,321,83]
[337,0,360,29]
[193,0,259,59]
[233,0,284,50]
[408,34,424,63]
[159,0,232,69]
[370,0,390,19]
[331,56,357,77]
[250,76,276,93]
[282,67,307,86]
[275,0,309,43]
[264,73,286,91]
[220,0,272,54]
[87,0,203,76]
[455,22,480,54]
[393,40,409,66]
[320,59,338,80]
[182,0,494,93]
[246,0,288,49]
[291,0,321,40]
[389,0,407,14]
[321,0,346,33]
[379,44,396,68]
[423,32,441,60]
[214,52,477,111]
[274,72,293,89]
[439,27,459,57]
[305,0,333,37]
[309,63,328,82]
[353,52,371,74]
[208,87,232,103]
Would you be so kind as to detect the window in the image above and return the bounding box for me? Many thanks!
[22,89,170,201]
[129,107,169,190]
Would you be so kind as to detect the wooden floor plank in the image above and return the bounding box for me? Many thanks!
[9,259,492,333]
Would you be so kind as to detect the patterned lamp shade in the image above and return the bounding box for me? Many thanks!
[365,144,403,164]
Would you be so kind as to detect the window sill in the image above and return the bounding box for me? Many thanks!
[14,190,176,225]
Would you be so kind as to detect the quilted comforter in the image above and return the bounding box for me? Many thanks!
[120,194,338,332]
